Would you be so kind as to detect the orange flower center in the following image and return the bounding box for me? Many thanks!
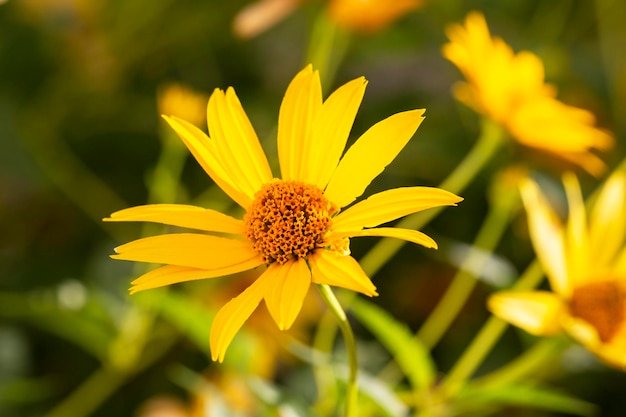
[569,281,626,343]
[243,180,337,264]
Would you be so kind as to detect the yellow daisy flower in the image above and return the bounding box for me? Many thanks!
[327,0,423,33]
[489,172,626,368]
[157,83,209,128]
[105,65,462,362]
[443,11,613,176]
[233,0,422,38]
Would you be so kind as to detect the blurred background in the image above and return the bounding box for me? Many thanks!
[1,0,626,416]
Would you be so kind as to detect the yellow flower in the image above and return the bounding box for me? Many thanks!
[233,0,422,38]
[443,11,613,176]
[327,0,423,33]
[105,65,462,362]
[157,83,209,128]
[489,172,626,368]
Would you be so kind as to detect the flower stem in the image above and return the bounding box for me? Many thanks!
[305,5,351,92]
[417,173,519,349]
[317,284,358,417]
[360,118,505,276]
[440,260,544,393]
[474,335,571,388]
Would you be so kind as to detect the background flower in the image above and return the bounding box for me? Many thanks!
[489,173,626,368]
[443,11,613,175]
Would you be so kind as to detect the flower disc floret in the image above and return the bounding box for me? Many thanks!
[569,280,626,343]
[244,180,338,264]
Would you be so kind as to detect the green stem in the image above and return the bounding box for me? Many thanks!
[317,284,358,417]
[305,6,351,92]
[440,260,544,393]
[360,119,505,276]
[474,335,571,388]
[311,309,341,416]
[417,180,519,350]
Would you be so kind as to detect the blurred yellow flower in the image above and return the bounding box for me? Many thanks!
[443,12,613,176]
[105,65,462,362]
[233,0,422,38]
[157,83,209,128]
[327,0,423,33]
[489,172,626,368]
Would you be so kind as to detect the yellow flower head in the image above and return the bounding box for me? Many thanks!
[105,65,462,362]
[233,0,421,38]
[327,0,423,33]
[157,83,209,128]
[443,11,613,176]
[489,172,626,368]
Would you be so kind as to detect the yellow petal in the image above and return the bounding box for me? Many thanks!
[163,115,251,208]
[210,275,268,362]
[520,178,570,296]
[263,259,311,330]
[488,291,564,336]
[307,76,367,188]
[324,109,425,208]
[328,227,437,249]
[563,173,591,286]
[277,65,323,181]
[129,261,265,294]
[589,173,626,267]
[309,250,377,296]
[331,186,462,232]
[104,204,244,234]
[207,87,273,197]
[112,233,260,270]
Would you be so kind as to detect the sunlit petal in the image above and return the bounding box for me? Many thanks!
[309,250,377,296]
[324,109,425,208]
[589,173,626,267]
[163,115,251,208]
[277,65,323,181]
[308,76,367,188]
[207,87,273,197]
[328,227,437,249]
[263,259,311,330]
[112,233,260,270]
[520,178,569,296]
[210,275,269,362]
[129,261,265,294]
[331,186,462,232]
[488,291,564,336]
[105,204,244,234]
[563,173,591,285]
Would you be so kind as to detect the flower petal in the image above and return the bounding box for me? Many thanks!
[129,261,265,294]
[488,291,564,336]
[308,76,367,188]
[589,173,626,267]
[277,65,323,181]
[104,204,244,234]
[563,173,591,286]
[520,178,569,297]
[210,275,269,362]
[324,109,425,208]
[263,259,311,330]
[328,227,437,249]
[309,250,377,296]
[163,115,251,208]
[331,186,462,232]
[207,87,273,197]
[112,233,261,270]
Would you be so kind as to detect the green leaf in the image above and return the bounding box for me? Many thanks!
[349,297,437,391]
[454,383,598,416]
